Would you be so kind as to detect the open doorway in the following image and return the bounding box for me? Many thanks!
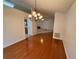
[24,19,28,35]
[24,18,33,37]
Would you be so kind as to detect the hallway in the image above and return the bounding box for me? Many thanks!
[4,32,67,59]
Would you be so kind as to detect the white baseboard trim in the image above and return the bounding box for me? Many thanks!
[53,36,63,40]
[3,36,26,48]
[63,41,69,59]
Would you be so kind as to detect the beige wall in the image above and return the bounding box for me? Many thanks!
[53,12,66,39]
[3,5,28,48]
[32,18,37,35]
[63,2,76,59]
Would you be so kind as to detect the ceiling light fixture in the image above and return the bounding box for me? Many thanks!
[28,0,44,21]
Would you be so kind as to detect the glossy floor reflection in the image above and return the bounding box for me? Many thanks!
[4,32,67,59]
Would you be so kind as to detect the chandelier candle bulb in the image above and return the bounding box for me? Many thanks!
[32,11,36,16]
[39,16,43,19]
[37,13,40,16]
[34,14,37,17]
[42,19,44,21]
[28,14,32,18]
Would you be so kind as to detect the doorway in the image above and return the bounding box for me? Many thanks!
[24,19,28,35]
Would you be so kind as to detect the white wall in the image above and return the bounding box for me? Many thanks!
[37,18,54,31]
[53,2,76,59]
[3,5,28,48]
[53,12,66,39]
[63,2,76,59]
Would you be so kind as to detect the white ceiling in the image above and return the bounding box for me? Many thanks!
[11,0,75,16]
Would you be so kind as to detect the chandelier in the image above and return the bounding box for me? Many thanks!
[28,0,44,21]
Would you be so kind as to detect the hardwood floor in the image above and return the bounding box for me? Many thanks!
[4,32,67,59]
